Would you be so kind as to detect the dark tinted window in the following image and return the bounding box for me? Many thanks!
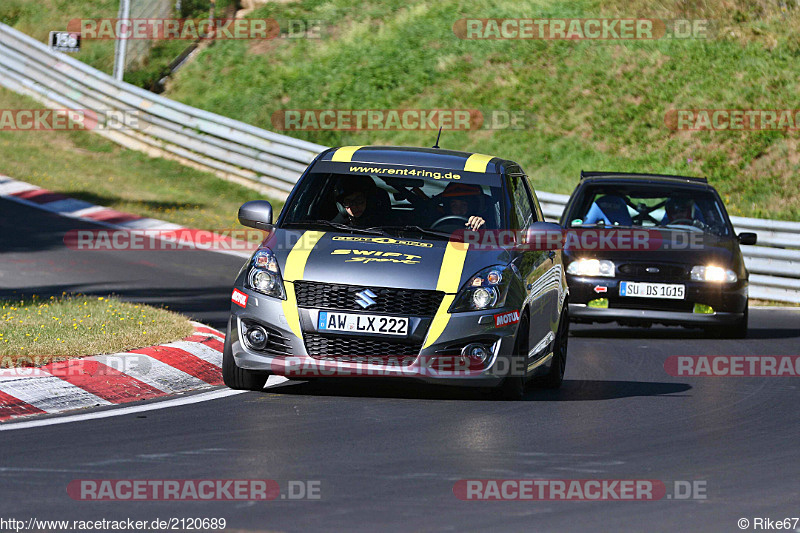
[282,172,506,232]
[566,184,732,236]
[507,174,534,229]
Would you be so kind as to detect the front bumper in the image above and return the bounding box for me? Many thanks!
[228,287,527,387]
[567,275,747,326]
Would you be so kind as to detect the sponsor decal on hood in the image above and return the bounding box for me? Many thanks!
[331,235,433,248]
[330,249,422,264]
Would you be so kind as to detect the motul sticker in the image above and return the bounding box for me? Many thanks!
[232,289,248,308]
[494,310,520,327]
[593,285,608,293]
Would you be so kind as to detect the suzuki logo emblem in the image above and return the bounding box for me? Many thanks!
[355,289,377,309]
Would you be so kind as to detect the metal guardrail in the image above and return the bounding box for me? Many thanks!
[0,22,798,303]
[0,23,325,195]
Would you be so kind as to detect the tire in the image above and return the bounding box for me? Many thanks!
[537,307,569,389]
[222,322,269,391]
[708,303,748,339]
[493,314,529,401]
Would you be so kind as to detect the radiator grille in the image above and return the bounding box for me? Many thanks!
[294,281,443,316]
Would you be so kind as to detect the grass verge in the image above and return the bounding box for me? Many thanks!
[0,87,281,229]
[0,294,195,366]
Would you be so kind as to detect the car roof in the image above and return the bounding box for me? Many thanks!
[318,145,519,175]
[579,170,712,190]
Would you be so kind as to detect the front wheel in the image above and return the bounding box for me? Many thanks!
[536,307,569,389]
[222,322,269,391]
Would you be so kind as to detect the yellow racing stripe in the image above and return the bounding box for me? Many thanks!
[463,153,493,173]
[281,231,326,338]
[331,146,364,162]
[422,241,469,349]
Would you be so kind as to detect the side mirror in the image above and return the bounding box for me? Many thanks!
[524,222,563,251]
[238,201,273,230]
[738,232,757,245]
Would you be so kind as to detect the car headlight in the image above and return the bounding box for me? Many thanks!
[566,258,615,277]
[451,265,512,312]
[246,249,286,299]
[691,265,737,283]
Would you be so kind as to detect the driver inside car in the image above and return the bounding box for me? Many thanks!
[662,196,702,227]
[439,183,487,231]
[331,175,382,227]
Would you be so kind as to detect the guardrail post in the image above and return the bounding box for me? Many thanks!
[112,0,131,81]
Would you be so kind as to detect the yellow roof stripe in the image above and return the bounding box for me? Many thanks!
[464,153,494,173]
[331,146,364,162]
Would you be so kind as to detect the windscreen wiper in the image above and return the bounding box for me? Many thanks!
[283,220,385,235]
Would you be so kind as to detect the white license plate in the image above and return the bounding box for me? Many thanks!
[619,281,685,300]
[317,311,409,336]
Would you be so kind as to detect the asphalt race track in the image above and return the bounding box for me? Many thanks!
[2,199,799,532]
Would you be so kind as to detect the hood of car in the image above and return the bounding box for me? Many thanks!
[266,229,512,292]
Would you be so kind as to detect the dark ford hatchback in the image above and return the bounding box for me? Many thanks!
[560,171,757,338]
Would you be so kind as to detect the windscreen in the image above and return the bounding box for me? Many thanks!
[281,172,506,234]
[567,184,732,237]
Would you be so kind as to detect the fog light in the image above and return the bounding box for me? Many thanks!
[245,325,269,350]
[693,303,714,314]
[588,298,609,308]
[461,343,492,364]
